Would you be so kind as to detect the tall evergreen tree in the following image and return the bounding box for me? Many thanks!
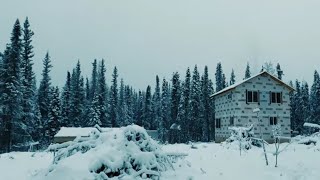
[178,68,191,142]
[289,81,296,132]
[143,85,153,129]
[301,82,310,126]
[97,59,108,126]
[170,72,181,143]
[110,66,118,127]
[201,66,213,142]
[21,17,37,141]
[190,65,201,141]
[152,75,161,130]
[47,86,61,142]
[230,69,236,85]
[38,52,52,126]
[90,59,98,101]
[118,79,125,126]
[70,61,85,127]
[135,91,144,126]
[244,62,251,79]
[159,78,171,142]
[123,85,134,126]
[0,20,29,152]
[215,62,224,92]
[291,80,304,133]
[310,71,320,125]
[61,71,71,126]
[88,94,102,126]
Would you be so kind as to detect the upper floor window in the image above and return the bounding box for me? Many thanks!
[270,117,278,125]
[227,93,232,100]
[246,90,259,103]
[271,92,282,103]
[216,119,221,128]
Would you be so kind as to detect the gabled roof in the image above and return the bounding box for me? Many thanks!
[210,71,294,98]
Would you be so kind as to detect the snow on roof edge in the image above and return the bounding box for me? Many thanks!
[210,71,294,98]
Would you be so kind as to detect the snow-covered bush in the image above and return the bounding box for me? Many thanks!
[45,125,173,180]
[224,125,255,153]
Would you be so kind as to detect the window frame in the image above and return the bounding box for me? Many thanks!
[271,92,282,104]
[246,90,259,103]
[229,116,234,126]
[216,118,221,128]
[270,117,278,125]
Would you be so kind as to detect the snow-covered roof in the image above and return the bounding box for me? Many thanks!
[304,122,320,129]
[210,71,294,98]
[54,127,96,137]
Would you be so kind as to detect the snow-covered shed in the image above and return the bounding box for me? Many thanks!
[211,71,294,143]
[53,127,97,143]
[54,126,159,143]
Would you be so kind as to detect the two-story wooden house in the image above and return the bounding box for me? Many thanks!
[211,71,294,143]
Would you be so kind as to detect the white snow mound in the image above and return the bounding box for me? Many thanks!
[35,125,173,180]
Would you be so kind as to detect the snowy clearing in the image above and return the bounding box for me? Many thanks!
[0,142,320,180]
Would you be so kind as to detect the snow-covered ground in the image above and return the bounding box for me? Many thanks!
[0,142,319,180]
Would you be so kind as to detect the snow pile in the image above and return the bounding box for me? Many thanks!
[290,122,320,148]
[39,125,172,180]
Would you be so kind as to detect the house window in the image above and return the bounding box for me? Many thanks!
[247,91,259,103]
[271,92,282,103]
[229,117,234,126]
[270,117,278,125]
[216,119,221,128]
[227,93,232,100]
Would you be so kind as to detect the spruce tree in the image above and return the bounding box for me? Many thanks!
[88,94,102,126]
[201,66,213,142]
[292,80,304,133]
[143,85,153,129]
[230,69,236,85]
[215,62,224,92]
[0,20,28,151]
[135,91,144,126]
[97,59,108,126]
[159,78,171,142]
[152,75,161,130]
[178,68,193,142]
[47,86,61,142]
[21,17,38,142]
[244,62,251,79]
[118,79,125,126]
[310,71,320,124]
[69,61,85,127]
[123,85,134,126]
[110,66,118,127]
[38,52,52,125]
[222,73,227,88]
[61,71,71,126]
[301,82,310,127]
[170,72,181,143]
[90,59,98,101]
[190,65,201,141]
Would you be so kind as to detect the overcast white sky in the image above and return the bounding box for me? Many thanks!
[1,0,320,90]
